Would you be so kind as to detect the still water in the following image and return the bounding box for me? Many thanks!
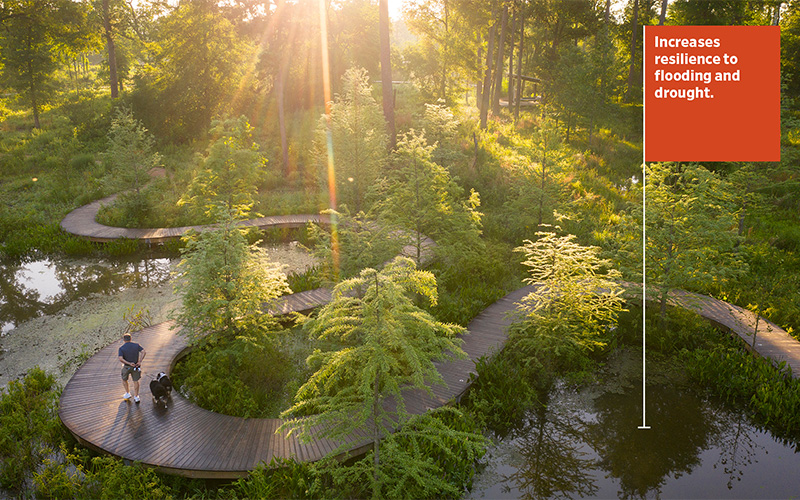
[0,256,173,335]
[469,380,800,499]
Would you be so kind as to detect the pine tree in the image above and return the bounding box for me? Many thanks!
[173,215,290,347]
[513,227,625,368]
[280,256,465,496]
[178,117,266,223]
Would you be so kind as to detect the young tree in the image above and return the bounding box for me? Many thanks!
[280,257,465,496]
[104,107,161,223]
[377,130,482,265]
[644,163,745,325]
[307,208,403,283]
[316,67,387,214]
[173,215,290,347]
[513,227,625,369]
[179,117,266,223]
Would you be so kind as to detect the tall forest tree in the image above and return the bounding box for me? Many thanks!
[0,0,88,128]
[131,0,252,140]
[379,0,396,149]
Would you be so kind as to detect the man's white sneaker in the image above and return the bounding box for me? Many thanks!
[133,396,140,404]
[123,392,132,400]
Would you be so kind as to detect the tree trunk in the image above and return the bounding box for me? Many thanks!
[440,0,449,100]
[659,0,668,25]
[372,371,381,498]
[103,0,119,98]
[626,0,639,102]
[772,1,782,25]
[515,6,524,120]
[480,9,498,129]
[476,33,482,108]
[492,5,509,116]
[605,0,611,23]
[276,63,289,176]
[379,0,396,149]
[27,37,40,129]
[508,7,515,109]
[31,91,40,129]
[538,131,547,225]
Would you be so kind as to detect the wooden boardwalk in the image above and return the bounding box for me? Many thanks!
[59,194,328,243]
[59,282,800,478]
[59,287,529,478]
[58,196,800,478]
[667,288,800,376]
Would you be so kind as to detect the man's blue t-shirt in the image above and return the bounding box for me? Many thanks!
[118,342,143,364]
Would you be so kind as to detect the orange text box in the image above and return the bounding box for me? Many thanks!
[644,25,780,162]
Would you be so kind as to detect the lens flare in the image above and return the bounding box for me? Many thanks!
[319,0,339,277]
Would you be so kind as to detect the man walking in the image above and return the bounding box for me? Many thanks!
[118,333,146,403]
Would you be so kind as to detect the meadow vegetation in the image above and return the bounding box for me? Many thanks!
[3,0,800,497]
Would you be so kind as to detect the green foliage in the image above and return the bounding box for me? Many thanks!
[328,407,487,499]
[685,336,800,439]
[232,456,335,500]
[179,117,267,223]
[512,227,625,363]
[172,334,293,418]
[102,107,161,226]
[468,348,543,430]
[130,1,253,141]
[642,163,745,319]
[123,305,152,334]
[306,208,402,283]
[0,367,63,492]
[173,215,290,346]
[34,450,176,500]
[378,130,483,266]
[316,67,387,214]
[427,239,519,326]
[287,266,323,294]
[281,257,466,497]
[0,0,89,128]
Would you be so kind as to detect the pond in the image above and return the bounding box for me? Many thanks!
[0,255,174,336]
[468,375,800,499]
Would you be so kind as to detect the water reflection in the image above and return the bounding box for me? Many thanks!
[0,256,174,334]
[586,386,717,499]
[504,394,598,499]
[470,381,800,499]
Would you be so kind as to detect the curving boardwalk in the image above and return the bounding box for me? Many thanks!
[59,287,528,478]
[58,195,800,478]
[60,194,329,243]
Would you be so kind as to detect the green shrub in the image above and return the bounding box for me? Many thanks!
[287,266,322,293]
[464,353,539,434]
[233,457,331,500]
[68,153,96,172]
[684,336,800,438]
[79,457,175,500]
[172,334,296,418]
[0,368,63,491]
[103,237,142,257]
[33,457,82,500]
